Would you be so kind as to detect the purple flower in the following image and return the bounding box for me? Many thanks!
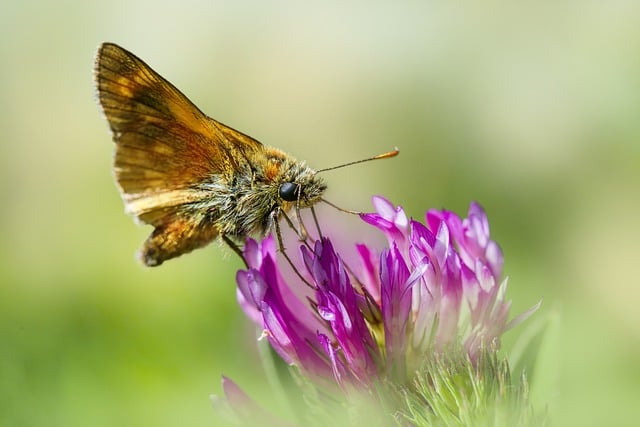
[234,196,540,393]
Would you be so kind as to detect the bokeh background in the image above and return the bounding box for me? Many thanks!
[1,1,639,426]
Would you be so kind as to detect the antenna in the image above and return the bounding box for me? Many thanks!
[316,147,399,174]
[321,198,362,215]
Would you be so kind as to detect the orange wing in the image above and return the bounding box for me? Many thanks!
[94,43,264,265]
[94,42,262,223]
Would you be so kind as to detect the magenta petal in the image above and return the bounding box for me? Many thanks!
[306,239,380,384]
[243,236,277,270]
[443,252,463,300]
[260,300,297,365]
[380,244,411,379]
[433,221,451,268]
[485,240,504,280]
[372,195,398,218]
[408,220,437,269]
[410,220,436,248]
[360,196,409,244]
[468,202,490,247]
[318,290,377,384]
[235,270,266,324]
[242,238,263,269]
[461,264,481,309]
[261,297,331,378]
[355,243,381,302]
[259,262,331,376]
[239,239,335,378]
[318,333,348,389]
[263,257,324,336]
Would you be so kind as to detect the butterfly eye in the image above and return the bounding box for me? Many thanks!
[279,182,299,202]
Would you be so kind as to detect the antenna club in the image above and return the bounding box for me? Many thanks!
[374,147,399,160]
[316,147,400,174]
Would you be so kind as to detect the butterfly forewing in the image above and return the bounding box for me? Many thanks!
[94,43,263,265]
[95,43,261,203]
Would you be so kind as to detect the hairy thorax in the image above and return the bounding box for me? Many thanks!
[197,146,327,238]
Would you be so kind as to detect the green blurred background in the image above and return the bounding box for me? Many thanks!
[1,1,639,426]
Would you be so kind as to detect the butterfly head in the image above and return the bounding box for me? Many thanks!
[263,147,327,210]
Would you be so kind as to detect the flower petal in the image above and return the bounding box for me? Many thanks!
[380,244,412,379]
[360,196,409,244]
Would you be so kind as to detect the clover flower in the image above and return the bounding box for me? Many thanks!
[221,197,541,425]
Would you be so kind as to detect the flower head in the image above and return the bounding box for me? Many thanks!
[235,197,540,392]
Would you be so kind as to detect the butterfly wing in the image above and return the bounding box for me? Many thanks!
[94,42,262,265]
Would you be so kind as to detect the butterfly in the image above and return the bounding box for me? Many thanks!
[94,42,328,266]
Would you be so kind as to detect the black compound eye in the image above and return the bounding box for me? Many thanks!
[279,182,299,202]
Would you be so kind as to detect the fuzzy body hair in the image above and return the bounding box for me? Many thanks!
[197,146,327,239]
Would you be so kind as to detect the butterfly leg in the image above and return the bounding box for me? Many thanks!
[293,205,309,241]
[274,210,314,288]
[309,206,324,240]
[222,234,248,268]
